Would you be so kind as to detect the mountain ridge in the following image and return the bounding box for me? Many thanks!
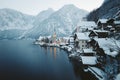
[24,4,88,38]
[0,4,88,39]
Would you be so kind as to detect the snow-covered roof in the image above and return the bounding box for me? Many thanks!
[81,56,97,65]
[114,21,120,24]
[94,38,119,57]
[83,49,95,53]
[77,21,97,28]
[76,33,89,40]
[38,35,51,40]
[93,30,109,33]
[97,19,108,24]
[107,25,112,28]
[38,36,44,40]
[47,35,51,38]
[63,37,69,40]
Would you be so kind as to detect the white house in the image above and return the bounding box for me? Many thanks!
[75,33,90,50]
[80,49,97,66]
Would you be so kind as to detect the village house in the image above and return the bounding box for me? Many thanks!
[105,19,115,31]
[74,33,90,50]
[113,21,120,32]
[97,18,120,32]
[89,30,109,38]
[62,37,69,45]
[36,36,51,43]
[58,37,70,46]
[80,48,97,66]
[105,18,120,31]
[89,38,119,58]
[97,19,108,29]
[88,38,106,56]
[72,21,97,34]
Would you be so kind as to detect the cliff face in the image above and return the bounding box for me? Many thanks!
[87,0,120,22]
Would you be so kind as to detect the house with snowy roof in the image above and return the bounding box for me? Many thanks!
[89,38,119,57]
[89,30,109,38]
[80,49,97,66]
[97,19,108,29]
[106,18,120,31]
[97,18,120,31]
[72,21,97,34]
[74,33,90,50]
[78,21,97,32]
[113,21,120,32]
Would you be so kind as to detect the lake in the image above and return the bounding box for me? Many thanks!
[0,40,97,80]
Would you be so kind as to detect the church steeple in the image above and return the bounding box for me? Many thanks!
[52,27,57,43]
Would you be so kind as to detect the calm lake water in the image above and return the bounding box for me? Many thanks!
[0,40,97,80]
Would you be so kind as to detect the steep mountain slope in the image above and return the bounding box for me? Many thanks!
[33,8,54,26]
[0,8,34,30]
[0,4,88,39]
[0,8,55,39]
[25,4,88,38]
[87,0,120,22]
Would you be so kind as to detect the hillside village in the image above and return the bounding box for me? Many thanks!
[35,13,120,80]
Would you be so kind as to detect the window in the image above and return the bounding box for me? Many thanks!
[82,45,84,47]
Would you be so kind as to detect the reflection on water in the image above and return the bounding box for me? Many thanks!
[44,47,57,59]
[54,47,56,59]
[50,47,52,55]
[0,40,97,80]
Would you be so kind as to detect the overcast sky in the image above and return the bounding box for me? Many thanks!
[0,0,104,15]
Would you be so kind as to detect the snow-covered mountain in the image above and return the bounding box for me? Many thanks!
[0,8,34,30]
[25,4,88,38]
[0,8,55,39]
[33,8,54,26]
[0,4,88,39]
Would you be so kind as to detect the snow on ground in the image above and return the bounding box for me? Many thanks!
[115,40,120,49]
[116,73,120,80]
